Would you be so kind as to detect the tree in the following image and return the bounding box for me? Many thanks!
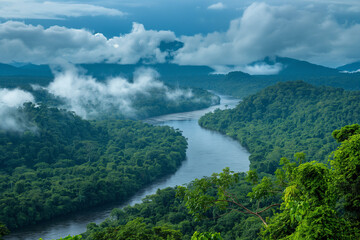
[0,223,10,240]
[91,218,182,240]
[177,168,280,226]
[261,161,353,239]
[331,124,360,221]
[262,125,360,239]
[191,231,223,240]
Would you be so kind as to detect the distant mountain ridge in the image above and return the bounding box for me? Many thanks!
[210,57,360,97]
[252,56,341,76]
[1,57,359,99]
[337,61,360,72]
[0,56,351,79]
[0,62,214,80]
[0,63,52,77]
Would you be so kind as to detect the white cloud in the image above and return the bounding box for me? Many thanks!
[243,63,283,75]
[0,88,34,108]
[0,21,176,64]
[208,2,226,10]
[174,2,360,67]
[340,69,360,74]
[0,0,124,19]
[0,88,35,132]
[108,23,176,64]
[210,63,283,75]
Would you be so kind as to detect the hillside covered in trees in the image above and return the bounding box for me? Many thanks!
[0,104,187,229]
[199,81,360,173]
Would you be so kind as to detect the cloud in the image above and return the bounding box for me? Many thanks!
[340,69,360,74]
[1,2,360,68]
[47,66,193,119]
[208,2,226,10]
[243,63,283,75]
[210,63,283,75]
[0,88,34,107]
[0,88,35,132]
[0,0,124,20]
[0,21,176,65]
[174,2,360,68]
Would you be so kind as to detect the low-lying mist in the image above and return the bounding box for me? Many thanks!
[0,66,218,132]
[0,88,35,132]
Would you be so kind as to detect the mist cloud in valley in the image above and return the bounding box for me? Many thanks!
[0,88,35,132]
[211,63,283,75]
[0,66,197,131]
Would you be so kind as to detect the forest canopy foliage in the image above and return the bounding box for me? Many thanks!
[0,103,188,229]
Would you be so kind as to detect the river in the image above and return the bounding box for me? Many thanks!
[5,95,250,240]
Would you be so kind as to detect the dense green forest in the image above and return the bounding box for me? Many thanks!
[68,124,360,240]
[178,125,360,239]
[78,178,265,240]
[199,81,360,173]
[0,103,188,229]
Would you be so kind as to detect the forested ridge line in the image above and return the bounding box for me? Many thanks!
[199,81,360,173]
[0,103,188,229]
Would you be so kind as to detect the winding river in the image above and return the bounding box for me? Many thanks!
[5,95,250,240]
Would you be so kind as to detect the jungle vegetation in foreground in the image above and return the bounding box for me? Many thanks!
[59,124,360,240]
[178,124,360,239]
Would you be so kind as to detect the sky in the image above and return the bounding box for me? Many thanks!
[0,0,360,68]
